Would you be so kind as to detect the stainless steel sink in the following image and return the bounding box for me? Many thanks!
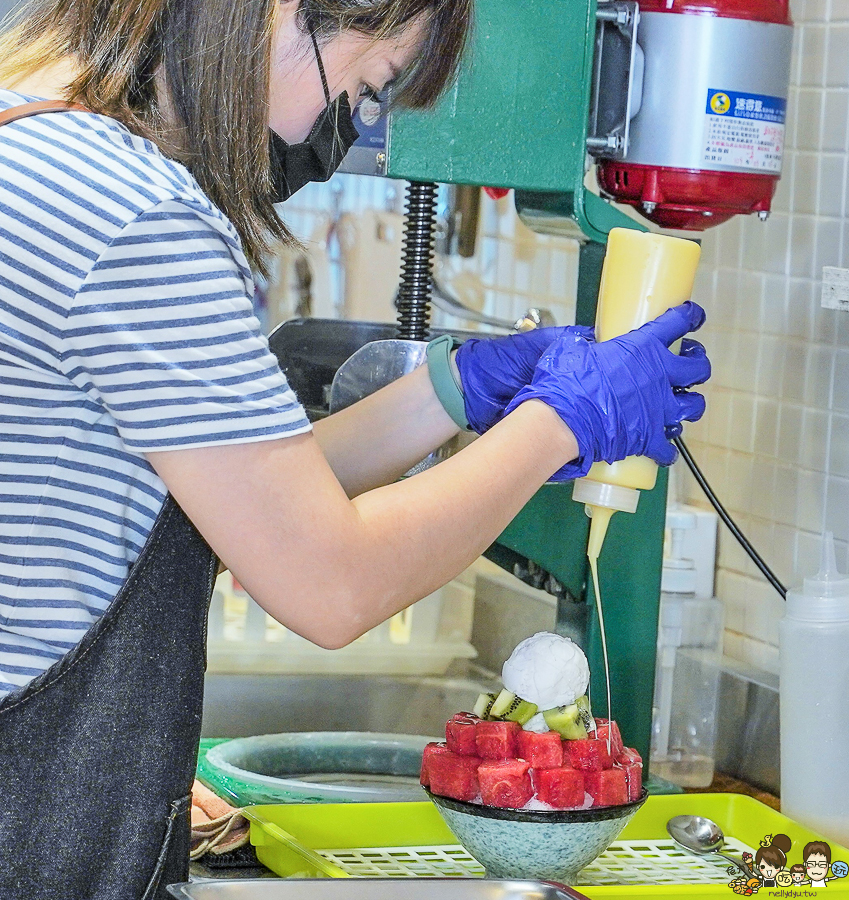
[201,668,500,738]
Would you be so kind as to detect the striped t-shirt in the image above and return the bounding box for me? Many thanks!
[0,90,311,697]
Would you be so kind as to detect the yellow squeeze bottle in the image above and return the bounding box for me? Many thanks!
[572,228,702,562]
[573,229,701,737]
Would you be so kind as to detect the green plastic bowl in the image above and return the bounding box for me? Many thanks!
[201,732,436,805]
[426,788,649,884]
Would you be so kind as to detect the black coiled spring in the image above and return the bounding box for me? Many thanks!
[397,181,438,341]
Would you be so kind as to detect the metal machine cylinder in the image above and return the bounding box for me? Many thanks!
[596,0,793,229]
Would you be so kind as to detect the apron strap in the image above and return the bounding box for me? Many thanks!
[0,99,91,127]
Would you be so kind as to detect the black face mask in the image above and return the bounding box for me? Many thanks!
[270,30,360,201]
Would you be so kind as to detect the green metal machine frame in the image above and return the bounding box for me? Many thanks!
[375,0,672,771]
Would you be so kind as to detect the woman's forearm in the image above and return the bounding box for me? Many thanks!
[312,361,462,497]
[337,400,575,640]
[147,399,578,650]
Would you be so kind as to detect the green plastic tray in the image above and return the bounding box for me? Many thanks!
[244,794,849,897]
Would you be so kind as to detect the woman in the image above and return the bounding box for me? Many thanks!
[755,834,792,887]
[0,1,710,897]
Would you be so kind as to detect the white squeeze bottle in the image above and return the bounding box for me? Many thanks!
[779,531,849,845]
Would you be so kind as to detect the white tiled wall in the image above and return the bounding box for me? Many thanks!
[272,179,580,332]
[276,0,848,678]
[679,0,849,675]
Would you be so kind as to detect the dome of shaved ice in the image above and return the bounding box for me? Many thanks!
[501,631,590,710]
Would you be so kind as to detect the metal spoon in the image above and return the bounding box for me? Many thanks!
[667,814,752,878]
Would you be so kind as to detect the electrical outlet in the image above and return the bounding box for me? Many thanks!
[822,267,849,311]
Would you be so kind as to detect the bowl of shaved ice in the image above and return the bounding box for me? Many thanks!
[420,632,648,883]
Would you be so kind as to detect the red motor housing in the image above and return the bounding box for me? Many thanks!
[596,0,793,230]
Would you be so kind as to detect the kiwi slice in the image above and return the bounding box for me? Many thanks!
[543,703,589,740]
[489,688,518,718]
[575,694,595,733]
[474,691,497,719]
[503,697,538,726]
[489,689,539,725]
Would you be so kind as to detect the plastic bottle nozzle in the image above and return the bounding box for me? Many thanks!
[573,479,639,560]
[587,505,615,561]
[820,530,838,580]
[803,530,849,598]
[787,529,849,622]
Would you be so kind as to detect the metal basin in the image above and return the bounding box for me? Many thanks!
[201,671,499,739]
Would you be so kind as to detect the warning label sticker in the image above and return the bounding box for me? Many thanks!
[703,88,786,172]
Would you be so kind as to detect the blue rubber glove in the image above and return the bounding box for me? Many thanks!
[504,301,711,480]
[455,326,596,434]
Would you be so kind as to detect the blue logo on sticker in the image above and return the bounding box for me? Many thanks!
[706,89,786,124]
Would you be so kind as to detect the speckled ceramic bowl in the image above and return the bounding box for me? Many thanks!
[425,788,648,884]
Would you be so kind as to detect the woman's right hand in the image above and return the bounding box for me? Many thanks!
[505,301,711,480]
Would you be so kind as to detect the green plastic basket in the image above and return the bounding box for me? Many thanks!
[244,794,849,897]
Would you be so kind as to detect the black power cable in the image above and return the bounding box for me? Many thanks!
[674,436,787,600]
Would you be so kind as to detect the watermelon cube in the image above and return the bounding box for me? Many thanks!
[478,759,533,809]
[615,747,643,802]
[420,742,451,786]
[594,718,625,758]
[565,737,613,772]
[584,768,628,807]
[475,720,520,759]
[446,714,479,756]
[516,730,563,769]
[427,749,481,802]
[535,766,585,808]
[616,746,641,765]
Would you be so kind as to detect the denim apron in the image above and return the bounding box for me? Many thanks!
[0,103,219,899]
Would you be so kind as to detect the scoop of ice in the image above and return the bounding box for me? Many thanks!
[521,793,593,812]
[522,713,550,733]
[523,796,557,811]
[501,631,590,710]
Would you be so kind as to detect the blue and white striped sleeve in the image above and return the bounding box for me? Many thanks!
[59,198,311,451]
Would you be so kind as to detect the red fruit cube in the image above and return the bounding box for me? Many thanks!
[584,768,628,807]
[616,746,641,765]
[475,720,521,759]
[446,714,479,756]
[478,759,533,809]
[516,730,564,769]
[427,750,481,802]
[565,737,613,772]
[594,718,625,758]
[615,747,643,802]
[535,767,585,808]
[420,742,452,786]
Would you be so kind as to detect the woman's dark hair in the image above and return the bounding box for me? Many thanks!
[755,834,792,870]
[0,0,471,270]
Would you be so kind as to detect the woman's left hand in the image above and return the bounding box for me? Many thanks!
[455,326,596,434]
